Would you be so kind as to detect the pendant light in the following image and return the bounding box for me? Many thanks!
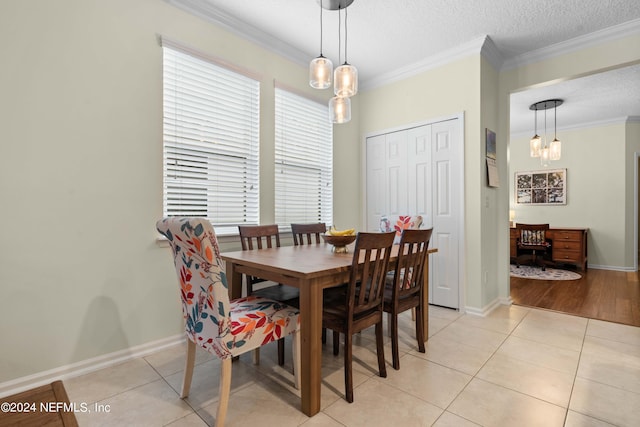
[529,99,563,165]
[333,3,358,97]
[530,108,541,157]
[309,1,332,89]
[549,102,561,161]
[329,4,351,123]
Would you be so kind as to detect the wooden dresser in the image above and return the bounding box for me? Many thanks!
[510,227,588,271]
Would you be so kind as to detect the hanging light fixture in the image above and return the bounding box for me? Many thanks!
[529,99,563,165]
[333,2,358,97]
[530,108,541,157]
[309,1,332,89]
[329,95,351,123]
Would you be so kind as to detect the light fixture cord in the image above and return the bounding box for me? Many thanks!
[544,106,547,146]
[344,4,349,64]
[319,1,324,55]
[554,103,557,139]
[337,5,342,64]
[534,108,537,135]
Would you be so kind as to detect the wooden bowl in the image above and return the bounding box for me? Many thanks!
[321,233,357,253]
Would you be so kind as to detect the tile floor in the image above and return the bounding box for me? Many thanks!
[64,305,640,426]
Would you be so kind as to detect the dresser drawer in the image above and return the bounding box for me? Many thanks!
[553,240,582,251]
[553,230,582,242]
[553,249,581,263]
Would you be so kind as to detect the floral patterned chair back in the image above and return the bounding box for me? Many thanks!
[156,217,232,359]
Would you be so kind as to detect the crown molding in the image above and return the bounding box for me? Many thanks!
[362,35,490,91]
[165,0,309,67]
[502,18,640,71]
[510,116,637,139]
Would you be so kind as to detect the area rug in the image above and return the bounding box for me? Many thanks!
[0,380,78,426]
[510,264,582,280]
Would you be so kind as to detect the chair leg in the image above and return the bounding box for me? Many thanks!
[215,358,232,427]
[333,330,340,356]
[253,347,260,365]
[180,339,196,398]
[390,312,400,370]
[415,305,425,354]
[292,331,301,390]
[344,332,353,403]
[321,327,327,344]
[277,338,285,366]
[375,321,387,379]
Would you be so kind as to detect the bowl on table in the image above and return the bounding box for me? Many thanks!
[321,233,357,253]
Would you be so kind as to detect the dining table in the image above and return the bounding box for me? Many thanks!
[221,241,437,416]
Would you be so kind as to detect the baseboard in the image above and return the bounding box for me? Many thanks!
[0,334,184,398]
[587,264,636,272]
[464,298,505,317]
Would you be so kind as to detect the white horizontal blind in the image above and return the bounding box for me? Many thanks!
[275,88,333,228]
[162,46,260,233]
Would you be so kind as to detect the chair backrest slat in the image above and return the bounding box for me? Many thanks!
[393,228,433,300]
[349,232,395,316]
[291,223,326,246]
[238,225,280,251]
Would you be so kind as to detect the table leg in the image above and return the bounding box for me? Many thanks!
[298,279,322,416]
[225,261,243,300]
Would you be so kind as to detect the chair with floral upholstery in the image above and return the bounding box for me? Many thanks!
[383,228,433,370]
[157,217,300,427]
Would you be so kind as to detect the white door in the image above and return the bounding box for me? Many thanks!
[428,119,460,309]
[366,118,461,309]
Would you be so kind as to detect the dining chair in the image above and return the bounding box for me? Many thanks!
[322,231,396,403]
[157,217,300,427]
[383,228,433,370]
[291,223,326,246]
[515,223,552,270]
[238,224,299,366]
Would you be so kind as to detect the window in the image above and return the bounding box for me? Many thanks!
[275,87,333,228]
[162,45,260,234]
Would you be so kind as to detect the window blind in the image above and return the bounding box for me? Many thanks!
[162,46,260,233]
[275,88,333,228]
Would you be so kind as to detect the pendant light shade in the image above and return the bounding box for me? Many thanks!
[310,55,333,89]
[540,143,550,167]
[329,95,351,124]
[334,63,358,97]
[530,135,541,157]
[309,1,333,89]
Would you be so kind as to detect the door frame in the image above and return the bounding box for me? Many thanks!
[360,112,466,312]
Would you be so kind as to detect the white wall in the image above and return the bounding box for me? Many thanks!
[0,0,357,385]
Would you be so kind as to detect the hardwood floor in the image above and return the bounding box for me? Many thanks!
[510,267,640,327]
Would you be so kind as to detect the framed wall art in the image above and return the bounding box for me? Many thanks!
[515,168,566,205]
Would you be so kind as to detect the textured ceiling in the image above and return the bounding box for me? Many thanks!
[168,0,640,133]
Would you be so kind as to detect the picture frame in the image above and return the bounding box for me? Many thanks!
[515,168,566,205]
[485,128,499,187]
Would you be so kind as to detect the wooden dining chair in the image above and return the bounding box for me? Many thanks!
[322,231,396,403]
[157,217,300,427]
[291,223,326,246]
[383,228,433,370]
[238,224,299,366]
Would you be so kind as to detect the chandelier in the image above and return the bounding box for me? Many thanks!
[309,0,357,124]
[529,99,563,166]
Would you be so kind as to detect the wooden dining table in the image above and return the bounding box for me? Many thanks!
[221,242,437,416]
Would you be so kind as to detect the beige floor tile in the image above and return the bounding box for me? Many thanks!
[196,373,309,427]
[165,412,210,427]
[512,311,587,352]
[454,305,528,335]
[476,353,574,407]
[578,336,640,393]
[570,377,640,427]
[428,316,455,337]
[301,412,346,426]
[448,378,566,427]
[74,379,193,426]
[323,377,444,427]
[382,353,472,408]
[65,358,162,404]
[416,334,494,375]
[144,341,215,378]
[496,335,580,375]
[432,411,481,426]
[586,319,640,346]
[434,322,508,353]
[564,410,617,427]
[429,306,463,321]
